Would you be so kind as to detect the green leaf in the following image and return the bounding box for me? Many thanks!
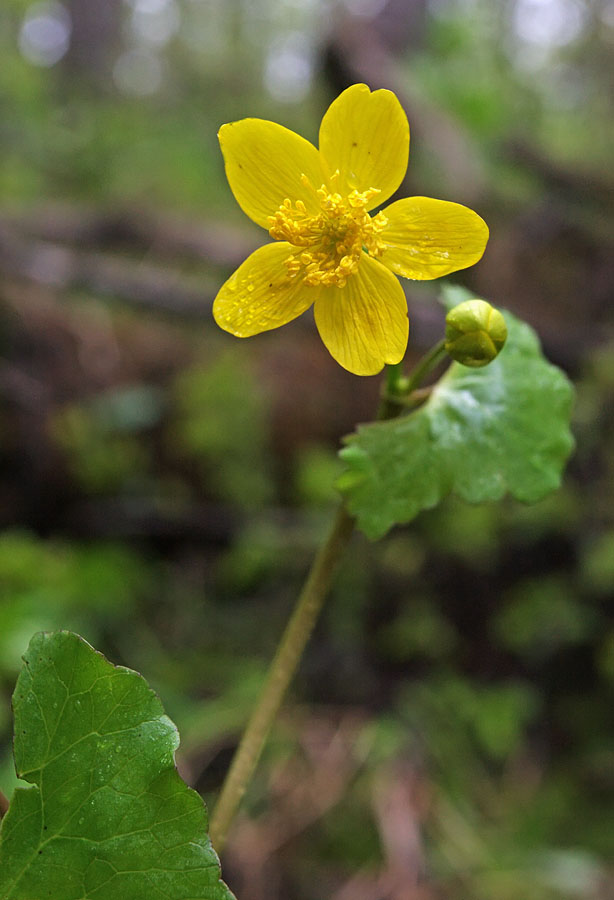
[338,308,574,540]
[0,631,234,900]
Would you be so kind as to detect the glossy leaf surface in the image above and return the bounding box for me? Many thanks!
[338,306,574,539]
[0,631,233,900]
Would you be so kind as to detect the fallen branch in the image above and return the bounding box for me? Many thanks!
[1,205,260,267]
[0,224,214,319]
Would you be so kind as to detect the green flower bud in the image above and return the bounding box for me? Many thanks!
[445,299,507,368]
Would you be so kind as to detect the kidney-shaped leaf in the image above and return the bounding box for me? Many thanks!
[0,631,234,900]
[338,309,574,540]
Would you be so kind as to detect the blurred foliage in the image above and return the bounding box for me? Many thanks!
[1,0,613,898]
[0,531,148,675]
[51,386,162,493]
[171,352,274,509]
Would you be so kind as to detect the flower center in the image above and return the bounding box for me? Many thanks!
[267,179,388,288]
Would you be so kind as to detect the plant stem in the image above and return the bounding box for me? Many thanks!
[404,339,447,395]
[379,341,447,419]
[385,361,404,396]
[0,789,8,819]
[209,346,445,852]
[209,503,355,853]
[378,361,406,420]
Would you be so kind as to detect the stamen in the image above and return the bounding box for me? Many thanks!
[268,185,387,288]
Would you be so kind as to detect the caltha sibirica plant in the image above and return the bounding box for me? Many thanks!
[0,84,574,899]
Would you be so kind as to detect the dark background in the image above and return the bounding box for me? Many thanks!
[1,1,613,898]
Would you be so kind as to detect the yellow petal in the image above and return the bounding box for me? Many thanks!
[314,254,409,376]
[318,83,409,209]
[378,197,489,280]
[213,242,317,337]
[219,119,323,229]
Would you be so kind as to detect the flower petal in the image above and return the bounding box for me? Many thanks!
[318,83,409,209]
[378,197,489,280]
[314,254,409,376]
[219,119,323,229]
[213,242,317,337]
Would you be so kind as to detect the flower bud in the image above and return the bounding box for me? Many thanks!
[445,299,507,368]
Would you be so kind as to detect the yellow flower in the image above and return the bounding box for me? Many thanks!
[213,84,489,376]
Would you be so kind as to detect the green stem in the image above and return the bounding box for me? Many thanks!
[404,339,447,395]
[379,341,447,419]
[378,361,407,420]
[209,351,439,852]
[209,503,355,852]
[385,361,404,396]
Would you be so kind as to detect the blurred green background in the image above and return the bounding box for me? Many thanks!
[1,1,613,897]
